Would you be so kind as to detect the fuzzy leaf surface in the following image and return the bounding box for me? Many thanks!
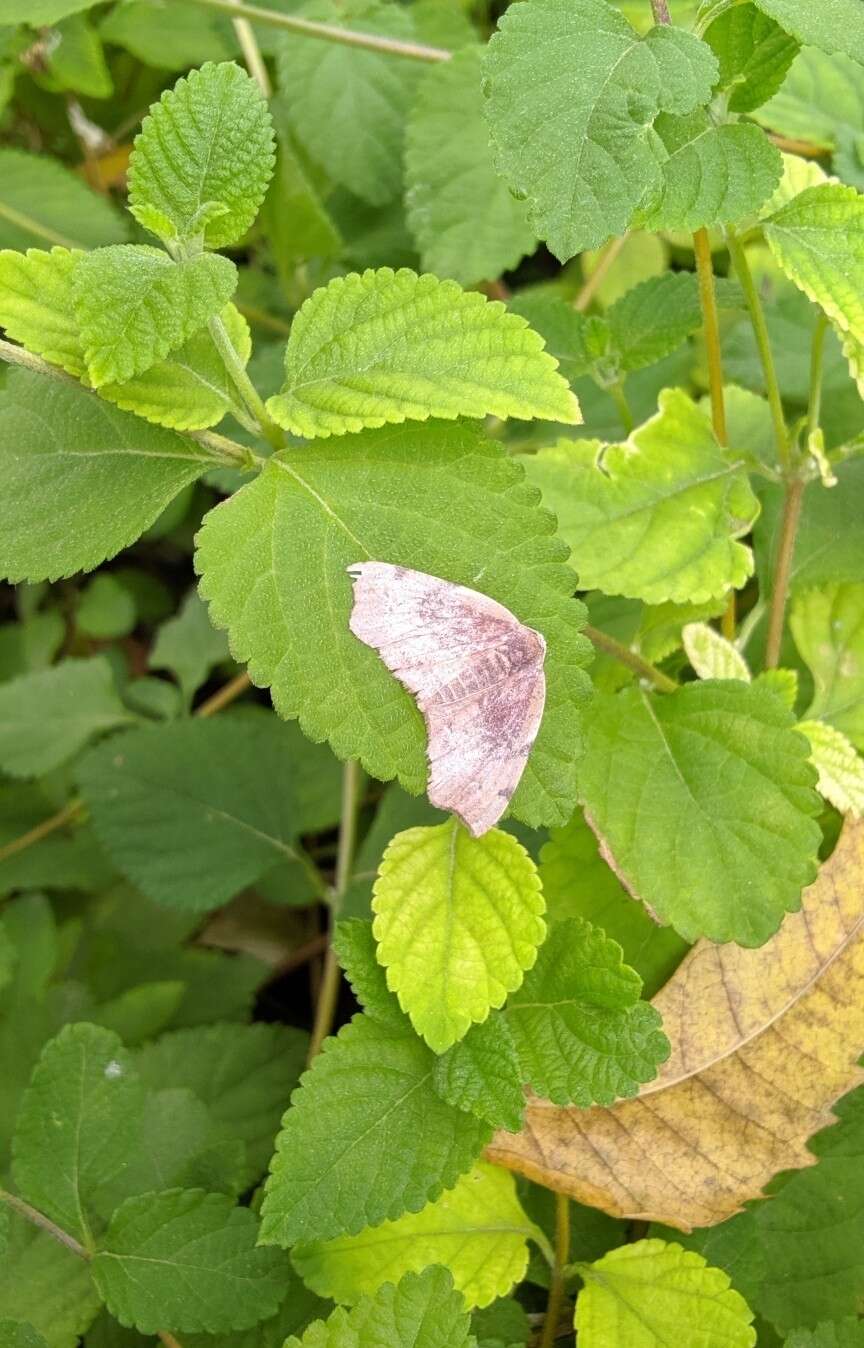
[752,0,864,63]
[195,421,592,829]
[578,682,820,944]
[799,720,864,816]
[404,48,535,286]
[432,1014,526,1133]
[292,1163,538,1309]
[0,247,85,376]
[521,389,759,604]
[682,623,751,682]
[0,371,211,583]
[0,656,132,778]
[483,0,718,259]
[704,2,799,113]
[128,61,274,249]
[284,1267,473,1348]
[372,821,545,1052]
[266,267,579,436]
[72,244,236,386]
[764,184,864,345]
[259,1012,490,1246]
[642,114,782,231]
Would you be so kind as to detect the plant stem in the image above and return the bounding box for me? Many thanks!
[693,226,727,446]
[539,1194,571,1348]
[583,624,678,693]
[610,381,634,434]
[158,1335,184,1348]
[807,312,829,444]
[0,1189,91,1261]
[308,759,362,1062]
[232,14,271,96]
[574,234,628,312]
[195,670,252,717]
[187,0,451,61]
[726,227,789,470]
[722,593,736,641]
[207,314,285,451]
[764,478,804,669]
[649,0,672,23]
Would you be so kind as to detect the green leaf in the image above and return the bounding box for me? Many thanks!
[372,820,546,1053]
[0,1208,99,1348]
[642,114,782,231]
[575,1238,756,1348]
[77,576,137,640]
[682,622,752,681]
[76,715,318,912]
[276,0,422,205]
[798,719,864,815]
[472,1298,531,1348]
[751,0,864,64]
[504,918,669,1107]
[764,183,864,345]
[0,787,114,900]
[97,0,236,71]
[432,1014,525,1132]
[46,14,112,100]
[785,1323,864,1348]
[99,304,251,432]
[259,1012,491,1246]
[292,1163,539,1309]
[790,583,864,750]
[605,272,740,374]
[0,148,127,251]
[72,245,237,387]
[332,918,405,1026]
[91,1189,289,1334]
[755,46,864,153]
[195,421,592,828]
[0,0,100,20]
[0,247,85,377]
[135,1021,308,1189]
[704,2,799,112]
[263,109,342,278]
[149,589,231,705]
[0,370,213,583]
[756,461,864,597]
[0,1321,50,1348]
[284,1267,473,1348]
[129,62,274,250]
[266,267,579,437]
[577,682,822,945]
[483,0,718,259]
[520,389,759,604]
[12,1024,145,1246]
[0,657,132,778]
[404,47,535,287]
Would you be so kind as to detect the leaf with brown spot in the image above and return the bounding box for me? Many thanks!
[487,817,864,1231]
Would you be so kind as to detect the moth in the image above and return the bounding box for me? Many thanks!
[347,561,546,836]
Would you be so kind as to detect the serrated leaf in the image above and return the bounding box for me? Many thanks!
[521,389,759,605]
[129,62,273,250]
[72,244,237,387]
[372,821,545,1052]
[785,1324,864,1348]
[790,583,864,751]
[76,575,137,640]
[195,421,592,829]
[276,0,422,205]
[760,151,832,218]
[97,0,236,71]
[752,0,864,63]
[292,1163,538,1309]
[799,720,864,815]
[575,1238,756,1348]
[404,47,535,286]
[606,272,740,374]
[0,656,132,778]
[539,811,689,998]
[642,114,782,231]
[99,304,251,432]
[0,370,214,583]
[135,1021,307,1189]
[489,819,864,1230]
[12,1024,145,1246]
[505,918,669,1107]
[755,46,864,155]
[266,268,579,437]
[148,589,231,705]
[76,715,319,912]
[682,622,752,681]
[578,682,821,944]
[0,247,85,377]
[285,1267,473,1348]
[0,1209,99,1348]
[433,1014,526,1132]
[483,0,718,259]
[259,1012,490,1246]
[0,148,127,251]
[472,1298,531,1348]
[91,1189,288,1334]
[332,918,404,1026]
[764,183,864,346]
[704,2,799,113]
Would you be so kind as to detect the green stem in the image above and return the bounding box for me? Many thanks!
[726,227,790,470]
[649,0,672,24]
[806,312,829,443]
[187,0,451,61]
[693,226,727,446]
[584,624,678,694]
[764,477,804,669]
[0,1190,90,1261]
[207,314,285,451]
[539,1194,571,1348]
[308,759,362,1062]
[610,380,634,434]
[231,13,271,96]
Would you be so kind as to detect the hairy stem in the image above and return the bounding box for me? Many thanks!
[693,227,727,446]
[232,14,271,96]
[539,1194,571,1348]
[649,0,672,23]
[207,314,285,451]
[0,1189,91,1261]
[584,624,678,693]
[726,227,790,469]
[308,759,362,1062]
[187,0,451,61]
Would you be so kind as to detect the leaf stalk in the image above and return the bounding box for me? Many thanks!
[185,0,451,62]
[538,1193,571,1348]
[308,758,362,1062]
[583,624,678,694]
